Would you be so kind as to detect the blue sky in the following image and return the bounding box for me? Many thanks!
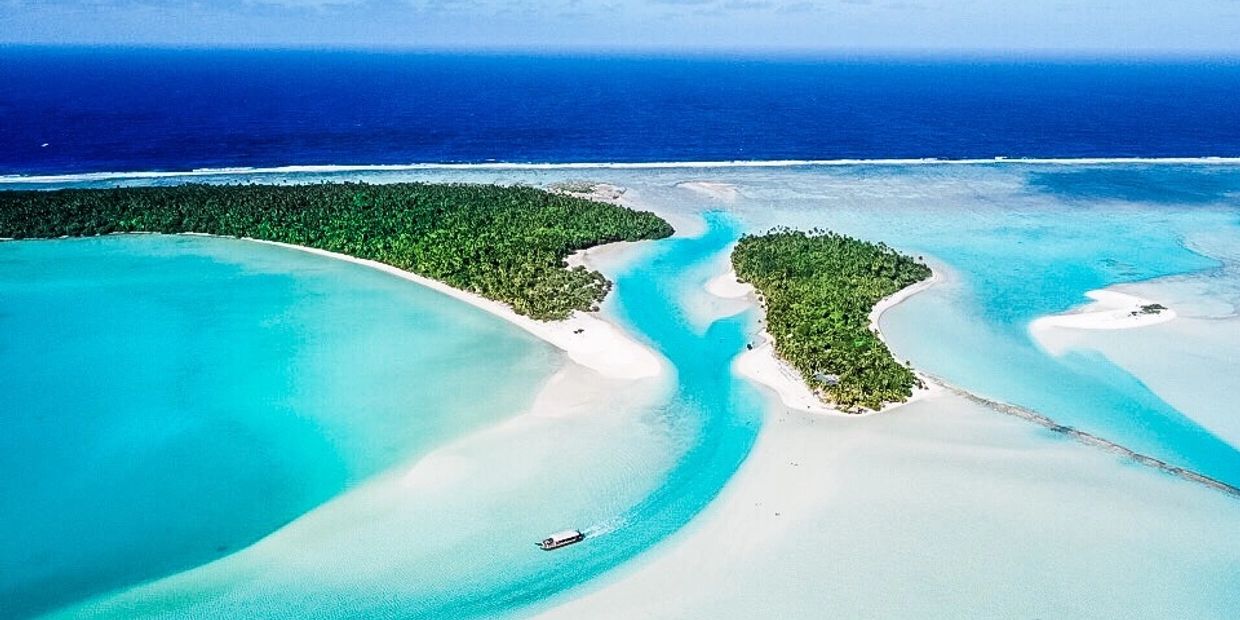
[2,0,1239,54]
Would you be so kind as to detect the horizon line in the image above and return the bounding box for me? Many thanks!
[4,43,1240,62]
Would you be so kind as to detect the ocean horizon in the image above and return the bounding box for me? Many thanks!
[4,48,1240,176]
[3,45,1240,619]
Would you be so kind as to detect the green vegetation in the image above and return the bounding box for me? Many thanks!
[0,182,673,320]
[732,228,932,412]
[1133,303,1167,316]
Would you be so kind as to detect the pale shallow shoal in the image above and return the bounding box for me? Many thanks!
[537,258,1240,617]
[1030,289,1177,355]
[675,180,741,202]
[1030,279,1240,449]
[537,388,1240,619]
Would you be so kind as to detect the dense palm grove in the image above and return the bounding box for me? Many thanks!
[0,183,673,320]
[732,228,932,412]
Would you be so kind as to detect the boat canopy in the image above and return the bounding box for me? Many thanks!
[545,530,582,545]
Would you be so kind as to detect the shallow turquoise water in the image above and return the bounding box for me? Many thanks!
[827,166,1240,485]
[607,163,1240,487]
[0,236,557,617]
[385,162,1238,487]
[396,212,765,619]
[4,216,765,618]
[4,164,1240,617]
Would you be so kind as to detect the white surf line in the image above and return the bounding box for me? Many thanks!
[6,156,1240,184]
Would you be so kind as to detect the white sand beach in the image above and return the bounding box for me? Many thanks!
[1026,259,1240,450]
[234,237,665,381]
[701,265,845,416]
[718,266,940,417]
[732,333,943,417]
[869,266,943,338]
[705,268,751,299]
[732,333,841,415]
[1030,289,1177,356]
[538,259,1240,619]
[537,384,1240,619]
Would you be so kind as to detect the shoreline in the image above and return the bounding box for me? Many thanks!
[1029,288,1177,355]
[539,240,1240,619]
[192,233,666,381]
[722,265,944,417]
[868,267,944,338]
[12,171,1240,619]
[719,256,1239,495]
[7,156,1240,185]
[539,371,1240,620]
[860,260,1238,495]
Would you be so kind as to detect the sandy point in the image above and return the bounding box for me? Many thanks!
[707,265,941,417]
[1030,288,1177,355]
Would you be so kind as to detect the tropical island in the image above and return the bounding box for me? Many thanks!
[0,182,673,320]
[732,228,933,411]
[0,182,939,406]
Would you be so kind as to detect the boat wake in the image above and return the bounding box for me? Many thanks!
[582,517,626,539]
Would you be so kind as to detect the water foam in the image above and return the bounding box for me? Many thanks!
[4,157,1240,185]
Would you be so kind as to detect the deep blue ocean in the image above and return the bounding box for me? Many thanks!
[2,48,1240,174]
[4,46,1240,619]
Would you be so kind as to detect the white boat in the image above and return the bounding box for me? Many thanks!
[536,529,585,550]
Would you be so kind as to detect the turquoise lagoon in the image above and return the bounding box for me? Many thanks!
[275,161,1240,485]
[2,163,1239,617]
[0,236,560,616]
[709,164,1240,485]
[3,215,767,617]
